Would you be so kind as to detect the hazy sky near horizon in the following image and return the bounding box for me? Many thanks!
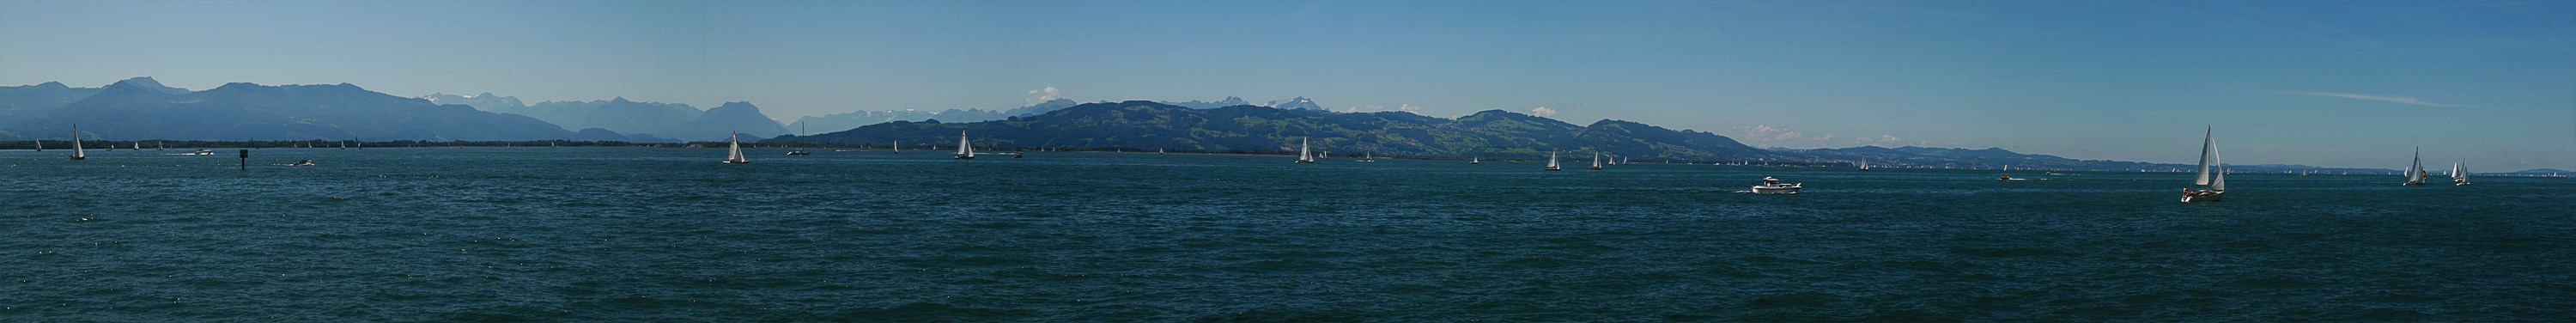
[4,0,2571,169]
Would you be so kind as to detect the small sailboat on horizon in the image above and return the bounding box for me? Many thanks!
[2402,147,2427,186]
[2181,126,2225,203]
[2452,158,2471,186]
[1544,152,1562,171]
[953,130,975,160]
[67,125,86,161]
[1856,156,1871,171]
[1295,138,1315,163]
[1588,153,1603,170]
[720,131,750,164]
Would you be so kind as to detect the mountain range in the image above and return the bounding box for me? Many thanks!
[422,94,785,141]
[766,101,1801,162]
[3,78,2495,173]
[1,77,639,142]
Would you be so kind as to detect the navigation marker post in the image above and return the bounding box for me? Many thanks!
[239,149,248,170]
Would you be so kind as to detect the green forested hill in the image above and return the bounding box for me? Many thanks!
[764,101,1796,162]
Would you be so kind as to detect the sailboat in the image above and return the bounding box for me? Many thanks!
[67,125,85,161]
[156,141,164,150]
[891,140,900,154]
[134,142,142,150]
[1358,152,1376,162]
[953,130,975,160]
[720,131,750,164]
[33,138,40,151]
[1295,138,1315,163]
[2452,159,2471,186]
[2181,127,2225,203]
[1470,156,1479,164]
[1545,152,1562,171]
[2402,147,2427,186]
[1856,156,1871,171]
[1588,153,1603,170]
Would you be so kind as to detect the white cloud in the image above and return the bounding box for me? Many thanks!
[2275,91,2462,107]
[1345,104,1431,115]
[1528,107,1557,117]
[1855,135,1903,146]
[1026,87,1063,104]
[1735,125,1837,143]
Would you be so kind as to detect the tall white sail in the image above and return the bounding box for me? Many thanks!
[2451,160,2464,180]
[1546,152,1559,169]
[2211,153,2226,191]
[70,125,84,160]
[1296,138,1313,162]
[2455,159,2471,185]
[956,130,974,157]
[2194,127,2215,186]
[723,131,748,163]
[2407,148,2426,184]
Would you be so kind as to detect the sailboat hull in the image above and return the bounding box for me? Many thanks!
[1752,184,1801,194]
[2180,191,2224,203]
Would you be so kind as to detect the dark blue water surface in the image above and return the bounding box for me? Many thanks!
[3,147,2570,321]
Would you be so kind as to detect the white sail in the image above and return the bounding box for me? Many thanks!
[70,125,84,159]
[1591,153,1601,168]
[2194,127,2215,186]
[957,130,973,157]
[2211,153,2227,191]
[2451,160,2464,180]
[723,132,748,163]
[1858,156,1870,170]
[1297,138,1313,162]
[1546,152,1559,168]
[2407,148,2426,184]
[2455,159,2471,184]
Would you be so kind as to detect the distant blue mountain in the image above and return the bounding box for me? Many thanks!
[425,93,785,142]
[2509,168,2571,174]
[784,98,1080,137]
[769,101,1794,161]
[1162,96,1252,109]
[32,80,583,141]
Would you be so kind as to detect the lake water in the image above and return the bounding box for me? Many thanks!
[3,147,2569,321]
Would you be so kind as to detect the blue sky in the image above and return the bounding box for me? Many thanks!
[4,0,2570,170]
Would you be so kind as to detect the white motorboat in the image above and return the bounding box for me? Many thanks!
[1752,176,1801,194]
